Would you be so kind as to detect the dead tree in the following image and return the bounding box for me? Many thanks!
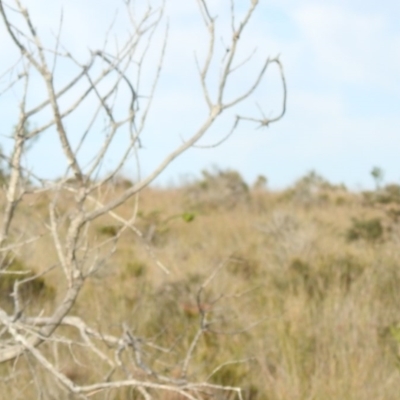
[0,0,286,398]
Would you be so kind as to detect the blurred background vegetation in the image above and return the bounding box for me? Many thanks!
[2,166,400,399]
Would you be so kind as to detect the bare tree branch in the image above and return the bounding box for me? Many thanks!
[0,0,286,397]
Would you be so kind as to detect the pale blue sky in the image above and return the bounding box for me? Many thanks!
[0,0,399,189]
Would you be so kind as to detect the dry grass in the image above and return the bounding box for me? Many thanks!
[2,173,400,399]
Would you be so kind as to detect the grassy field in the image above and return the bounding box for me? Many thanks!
[2,170,400,399]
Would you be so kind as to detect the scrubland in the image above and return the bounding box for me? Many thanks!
[2,170,400,399]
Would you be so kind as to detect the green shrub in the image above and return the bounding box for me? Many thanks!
[184,167,249,211]
[288,258,320,298]
[97,224,119,237]
[210,363,247,387]
[386,205,400,223]
[0,256,54,310]
[124,261,147,278]
[346,217,384,242]
[282,254,365,299]
[281,170,346,206]
[363,184,400,206]
[378,184,400,204]
[253,175,268,190]
[182,211,196,222]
